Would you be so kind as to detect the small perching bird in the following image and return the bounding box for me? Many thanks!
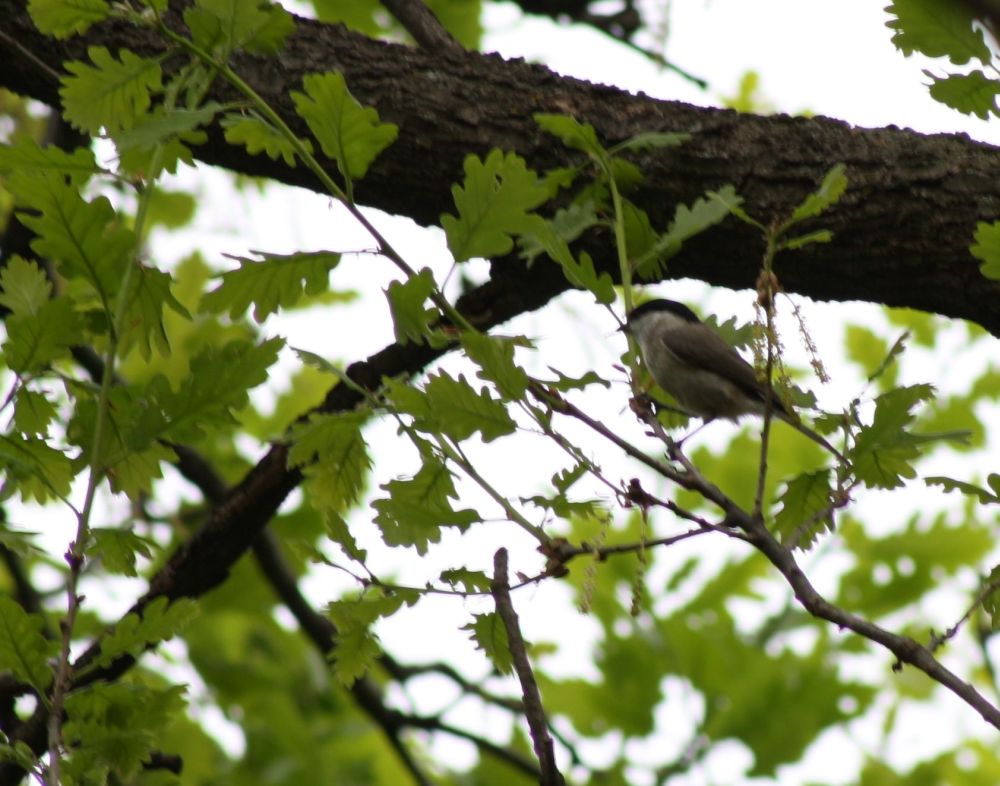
[621,298,843,459]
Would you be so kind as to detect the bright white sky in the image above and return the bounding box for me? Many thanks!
[11,2,1000,784]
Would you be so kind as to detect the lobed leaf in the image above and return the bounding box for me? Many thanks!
[388,371,516,443]
[114,104,219,153]
[441,149,550,263]
[785,164,847,227]
[773,470,834,549]
[326,590,418,684]
[94,597,200,669]
[851,384,935,489]
[0,256,52,318]
[460,330,530,401]
[372,456,479,554]
[927,70,1000,119]
[222,113,306,167]
[89,528,155,576]
[970,220,1000,281]
[633,188,737,277]
[886,0,990,65]
[384,268,439,344]
[462,612,513,674]
[534,113,605,157]
[0,433,75,503]
[60,46,162,134]
[122,263,190,359]
[28,0,109,38]
[292,71,398,183]
[0,138,97,185]
[982,565,1000,629]
[123,338,283,448]
[440,568,492,593]
[0,596,56,692]
[288,410,372,511]
[925,474,1000,505]
[184,0,295,57]
[8,171,134,310]
[13,388,58,436]
[63,682,188,782]
[523,216,615,304]
[201,249,341,323]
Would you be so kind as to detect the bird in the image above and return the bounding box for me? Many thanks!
[620,298,843,459]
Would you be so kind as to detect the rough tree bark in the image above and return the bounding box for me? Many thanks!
[2,0,1000,333]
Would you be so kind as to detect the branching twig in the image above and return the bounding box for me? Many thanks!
[930,572,1000,654]
[491,548,565,786]
[740,514,1000,729]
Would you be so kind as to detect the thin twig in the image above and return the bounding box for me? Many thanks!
[739,514,1000,729]
[930,572,1000,653]
[379,0,464,53]
[491,549,565,786]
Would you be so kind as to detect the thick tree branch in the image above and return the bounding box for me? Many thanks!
[1,2,1000,332]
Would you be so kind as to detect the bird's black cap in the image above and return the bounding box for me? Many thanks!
[625,299,701,325]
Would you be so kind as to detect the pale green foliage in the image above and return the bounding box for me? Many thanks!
[292,71,398,184]
[851,384,935,489]
[118,338,284,447]
[0,596,56,691]
[785,163,847,226]
[886,0,1000,121]
[63,682,188,782]
[13,388,58,436]
[774,469,834,549]
[0,138,97,185]
[310,0,484,48]
[385,371,517,443]
[441,149,550,262]
[372,455,479,553]
[463,612,513,675]
[288,411,372,510]
[326,589,418,684]
[0,433,75,502]
[122,262,191,359]
[222,113,307,166]
[971,220,1000,280]
[385,267,438,344]
[460,331,530,401]
[525,218,616,303]
[89,528,155,576]
[926,473,1000,504]
[201,249,341,323]
[91,597,200,670]
[28,0,110,38]
[60,46,163,134]
[114,105,217,160]
[0,257,80,373]
[184,0,295,57]
[632,187,740,277]
[8,171,134,313]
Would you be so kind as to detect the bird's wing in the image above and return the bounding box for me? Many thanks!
[658,323,789,415]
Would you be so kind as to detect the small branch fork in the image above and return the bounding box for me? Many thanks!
[491,548,566,786]
[532,382,1000,731]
